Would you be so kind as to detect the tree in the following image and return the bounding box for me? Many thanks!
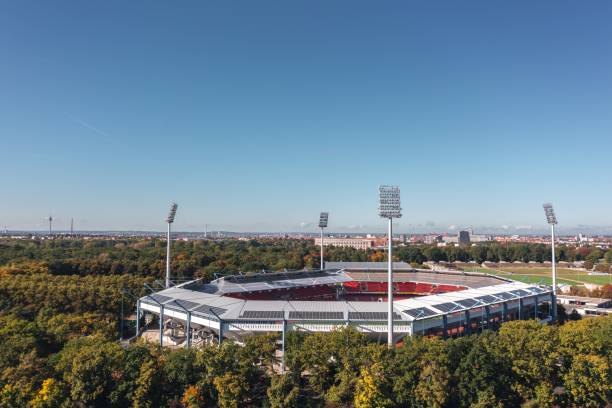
[585,248,604,265]
[266,374,300,408]
[470,246,487,264]
[181,385,205,408]
[162,348,201,400]
[496,320,559,401]
[0,383,29,408]
[132,359,164,408]
[414,338,450,408]
[214,372,247,408]
[354,363,393,408]
[558,317,611,359]
[112,345,155,407]
[470,387,504,408]
[58,339,124,405]
[563,354,610,407]
[424,247,447,263]
[391,336,431,407]
[242,333,279,370]
[0,315,44,374]
[29,378,68,408]
[455,333,518,408]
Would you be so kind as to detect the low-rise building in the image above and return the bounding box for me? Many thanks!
[314,237,375,250]
[557,295,612,316]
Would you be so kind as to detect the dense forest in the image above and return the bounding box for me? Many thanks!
[0,239,610,407]
[0,313,609,407]
[1,238,610,282]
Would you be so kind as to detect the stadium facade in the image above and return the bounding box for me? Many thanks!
[136,262,554,347]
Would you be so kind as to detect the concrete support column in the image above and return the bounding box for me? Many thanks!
[550,292,556,321]
[186,312,192,348]
[442,315,448,339]
[136,300,141,336]
[159,305,164,347]
[281,319,287,373]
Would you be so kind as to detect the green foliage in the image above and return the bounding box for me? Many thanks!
[0,313,609,407]
[496,320,559,400]
[563,354,611,407]
[354,362,393,408]
[455,332,517,408]
[2,238,608,281]
[52,337,124,405]
[414,337,450,408]
[0,263,149,318]
[214,372,248,408]
[266,374,300,408]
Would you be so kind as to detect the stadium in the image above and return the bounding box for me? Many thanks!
[136,261,555,348]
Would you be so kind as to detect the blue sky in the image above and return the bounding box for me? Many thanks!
[1,1,611,233]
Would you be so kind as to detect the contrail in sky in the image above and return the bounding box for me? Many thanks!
[68,115,111,138]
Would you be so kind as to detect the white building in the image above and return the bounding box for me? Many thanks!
[314,237,374,250]
[557,295,611,316]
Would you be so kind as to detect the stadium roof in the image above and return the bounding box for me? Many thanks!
[184,270,352,295]
[395,282,551,321]
[325,261,415,270]
[139,268,551,323]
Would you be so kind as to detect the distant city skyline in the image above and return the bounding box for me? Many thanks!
[4,217,612,236]
[2,1,612,231]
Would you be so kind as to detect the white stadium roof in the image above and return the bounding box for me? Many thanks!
[139,268,551,323]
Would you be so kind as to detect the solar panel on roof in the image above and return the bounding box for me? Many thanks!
[288,311,343,320]
[240,310,284,319]
[192,304,227,317]
[348,312,402,321]
[402,307,437,319]
[494,292,517,300]
[170,300,201,310]
[432,302,463,313]
[149,294,172,304]
[527,287,546,294]
[475,295,498,305]
[456,298,481,308]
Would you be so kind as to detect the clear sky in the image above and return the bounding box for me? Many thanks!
[1,1,611,233]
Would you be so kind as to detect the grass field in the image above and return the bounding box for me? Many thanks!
[466,266,611,286]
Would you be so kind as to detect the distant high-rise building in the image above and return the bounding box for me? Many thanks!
[458,230,471,246]
[425,234,443,244]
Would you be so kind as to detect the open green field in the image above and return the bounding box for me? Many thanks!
[467,266,611,286]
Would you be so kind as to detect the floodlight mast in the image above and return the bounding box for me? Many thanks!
[379,186,401,347]
[319,212,329,270]
[543,203,558,321]
[165,203,178,288]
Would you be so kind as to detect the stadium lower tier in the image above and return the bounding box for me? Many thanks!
[224,281,467,301]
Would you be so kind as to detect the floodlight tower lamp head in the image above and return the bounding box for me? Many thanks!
[319,212,329,228]
[378,185,402,219]
[166,202,178,224]
[542,203,557,225]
